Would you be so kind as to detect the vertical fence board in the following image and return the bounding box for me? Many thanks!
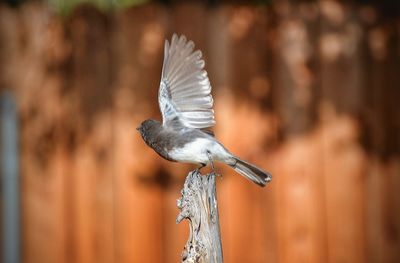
[111,4,166,262]
[214,6,279,263]
[65,6,115,263]
[0,4,69,263]
[272,4,328,263]
[319,4,367,263]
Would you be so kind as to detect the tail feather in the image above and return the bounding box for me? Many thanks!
[230,157,272,187]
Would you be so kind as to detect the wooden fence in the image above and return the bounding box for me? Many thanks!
[0,1,399,262]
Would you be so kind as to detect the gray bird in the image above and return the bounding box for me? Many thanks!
[137,34,272,187]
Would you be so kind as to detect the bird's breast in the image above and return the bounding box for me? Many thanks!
[169,137,229,164]
[169,138,210,164]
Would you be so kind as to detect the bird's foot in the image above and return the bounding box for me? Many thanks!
[211,171,222,179]
[206,151,221,177]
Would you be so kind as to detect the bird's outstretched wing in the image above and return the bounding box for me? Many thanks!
[158,34,215,129]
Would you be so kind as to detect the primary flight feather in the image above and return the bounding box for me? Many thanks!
[159,34,215,129]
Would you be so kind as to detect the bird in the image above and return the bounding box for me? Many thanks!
[137,34,272,187]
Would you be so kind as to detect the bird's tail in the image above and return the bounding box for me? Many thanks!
[229,157,272,187]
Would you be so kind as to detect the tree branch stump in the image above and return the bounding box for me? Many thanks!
[176,170,223,263]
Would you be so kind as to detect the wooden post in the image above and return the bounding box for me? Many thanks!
[176,170,223,263]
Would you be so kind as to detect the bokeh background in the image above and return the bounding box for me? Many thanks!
[0,0,399,262]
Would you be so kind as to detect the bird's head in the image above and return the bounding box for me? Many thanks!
[136,119,161,143]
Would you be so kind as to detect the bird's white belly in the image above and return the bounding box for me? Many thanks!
[169,138,228,164]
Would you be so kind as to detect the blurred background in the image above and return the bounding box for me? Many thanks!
[0,0,399,262]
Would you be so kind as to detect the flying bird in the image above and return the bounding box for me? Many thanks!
[137,34,272,187]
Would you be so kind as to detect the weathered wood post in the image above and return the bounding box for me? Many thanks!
[176,170,223,263]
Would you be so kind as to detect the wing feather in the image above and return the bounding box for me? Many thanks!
[158,34,215,129]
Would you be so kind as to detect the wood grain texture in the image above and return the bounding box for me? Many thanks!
[177,171,223,263]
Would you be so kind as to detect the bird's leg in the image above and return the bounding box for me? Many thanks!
[206,151,217,176]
